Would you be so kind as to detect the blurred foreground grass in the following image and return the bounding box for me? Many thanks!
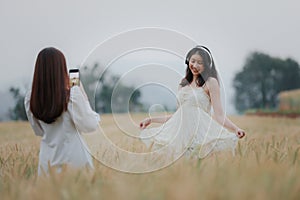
[0,114,300,200]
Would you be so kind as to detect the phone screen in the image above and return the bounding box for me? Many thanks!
[69,69,80,86]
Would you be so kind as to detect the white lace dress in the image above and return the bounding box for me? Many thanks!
[140,85,238,159]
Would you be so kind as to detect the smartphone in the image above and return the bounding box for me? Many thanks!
[69,68,80,87]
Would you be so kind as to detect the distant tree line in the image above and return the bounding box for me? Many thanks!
[233,51,300,113]
[80,63,144,113]
[8,87,27,120]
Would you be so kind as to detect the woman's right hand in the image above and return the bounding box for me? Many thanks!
[139,118,151,129]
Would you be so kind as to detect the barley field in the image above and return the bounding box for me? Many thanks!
[0,115,300,200]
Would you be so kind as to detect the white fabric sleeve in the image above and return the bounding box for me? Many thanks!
[69,86,100,133]
[24,91,44,136]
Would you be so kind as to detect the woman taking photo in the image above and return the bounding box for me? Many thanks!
[25,47,100,175]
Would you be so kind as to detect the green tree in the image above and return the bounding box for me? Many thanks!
[233,52,300,112]
[9,87,27,120]
[80,63,143,113]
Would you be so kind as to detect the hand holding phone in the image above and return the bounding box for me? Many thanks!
[69,69,80,87]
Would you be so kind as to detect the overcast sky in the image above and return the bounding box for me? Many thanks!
[1,0,299,117]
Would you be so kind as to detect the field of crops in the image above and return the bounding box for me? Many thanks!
[0,114,300,200]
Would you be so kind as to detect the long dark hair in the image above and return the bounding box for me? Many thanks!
[180,45,218,87]
[30,47,70,124]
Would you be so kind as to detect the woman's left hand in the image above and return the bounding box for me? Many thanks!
[235,128,246,139]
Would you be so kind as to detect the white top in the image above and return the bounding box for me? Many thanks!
[25,86,100,175]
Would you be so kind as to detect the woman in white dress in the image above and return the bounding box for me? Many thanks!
[25,47,100,175]
[140,45,246,159]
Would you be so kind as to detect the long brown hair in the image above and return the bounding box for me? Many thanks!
[30,47,70,124]
[180,45,218,87]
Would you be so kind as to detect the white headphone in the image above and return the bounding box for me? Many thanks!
[186,45,213,68]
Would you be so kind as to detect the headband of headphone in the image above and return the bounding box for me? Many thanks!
[185,45,213,68]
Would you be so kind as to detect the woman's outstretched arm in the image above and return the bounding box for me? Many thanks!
[139,114,173,129]
[140,85,183,129]
[207,77,246,138]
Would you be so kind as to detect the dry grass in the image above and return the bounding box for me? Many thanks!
[0,115,300,200]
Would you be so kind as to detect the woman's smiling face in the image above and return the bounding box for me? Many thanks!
[189,53,205,76]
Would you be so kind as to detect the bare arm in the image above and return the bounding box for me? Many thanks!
[139,114,173,129]
[207,78,246,138]
[140,85,183,129]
